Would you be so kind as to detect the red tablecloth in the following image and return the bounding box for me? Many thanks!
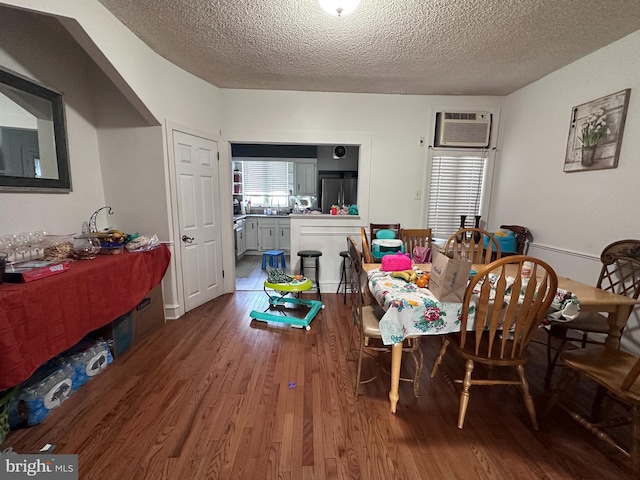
[0,244,171,390]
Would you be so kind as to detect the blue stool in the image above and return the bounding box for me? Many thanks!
[262,250,286,270]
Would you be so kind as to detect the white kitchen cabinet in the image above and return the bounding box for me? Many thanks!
[245,217,259,251]
[259,218,277,251]
[234,219,246,259]
[257,217,290,252]
[294,162,317,195]
[278,218,291,251]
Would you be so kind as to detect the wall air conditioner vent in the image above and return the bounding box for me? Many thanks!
[434,111,491,148]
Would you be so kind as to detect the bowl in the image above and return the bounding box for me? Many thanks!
[99,242,125,255]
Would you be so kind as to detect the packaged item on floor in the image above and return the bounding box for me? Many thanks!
[8,363,75,427]
[58,339,113,391]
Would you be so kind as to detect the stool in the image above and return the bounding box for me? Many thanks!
[336,250,349,304]
[262,250,286,270]
[297,250,322,300]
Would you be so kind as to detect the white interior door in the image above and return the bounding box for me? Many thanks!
[173,130,223,312]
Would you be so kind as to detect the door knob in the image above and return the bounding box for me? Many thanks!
[182,235,194,243]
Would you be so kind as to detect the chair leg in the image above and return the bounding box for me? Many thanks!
[542,366,579,417]
[516,364,539,431]
[410,338,424,398]
[632,404,640,477]
[545,328,569,390]
[355,337,365,397]
[458,359,474,429]
[430,337,450,378]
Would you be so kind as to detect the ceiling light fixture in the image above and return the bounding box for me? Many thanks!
[318,0,361,17]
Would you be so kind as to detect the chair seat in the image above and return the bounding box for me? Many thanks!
[298,250,322,257]
[362,305,382,337]
[561,347,640,403]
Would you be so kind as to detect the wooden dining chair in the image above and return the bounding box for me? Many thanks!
[500,224,532,255]
[545,346,640,476]
[360,227,374,264]
[544,239,640,389]
[401,228,433,260]
[346,236,424,397]
[430,255,558,429]
[346,235,385,395]
[445,227,502,264]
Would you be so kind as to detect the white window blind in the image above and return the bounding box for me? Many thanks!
[241,160,292,206]
[427,152,488,239]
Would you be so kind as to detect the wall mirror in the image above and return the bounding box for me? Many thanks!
[0,67,71,192]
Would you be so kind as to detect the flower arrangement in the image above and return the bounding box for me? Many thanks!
[579,108,610,147]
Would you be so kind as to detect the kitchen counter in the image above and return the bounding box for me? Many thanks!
[234,214,291,220]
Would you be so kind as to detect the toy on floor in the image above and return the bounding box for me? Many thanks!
[249,269,324,330]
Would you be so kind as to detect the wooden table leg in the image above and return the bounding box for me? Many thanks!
[389,342,402,413]
[605,304,633,350]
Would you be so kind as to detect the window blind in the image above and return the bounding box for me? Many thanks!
[426,152,487,239]
[241,160,292,206]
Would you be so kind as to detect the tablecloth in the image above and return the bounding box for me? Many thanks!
[367,269,580,345]
[0,244,171,390]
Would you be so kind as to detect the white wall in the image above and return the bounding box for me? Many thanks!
[221,89,503,228]
[494,30,640,352]
[0,6,106,234]
[0,1,230,317]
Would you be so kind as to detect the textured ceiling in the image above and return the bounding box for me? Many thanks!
[97,0,640,96]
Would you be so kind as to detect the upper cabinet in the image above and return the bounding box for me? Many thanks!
[294,161,317,195]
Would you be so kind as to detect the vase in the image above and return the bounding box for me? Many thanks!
[473,215,482,242]
[581,145,597,167]
[457,215,467,243]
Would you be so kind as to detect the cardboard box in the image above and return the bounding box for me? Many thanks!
[132,284,165,343]
[98,311,133,358]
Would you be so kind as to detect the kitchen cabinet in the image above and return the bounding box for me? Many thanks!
[234,218,246,259]
[294,162,317,195]
[258,217,290,252]
[278,220,291,251]
[259,218,276,251]
[245,217,259,251]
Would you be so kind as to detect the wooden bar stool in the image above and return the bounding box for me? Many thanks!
[336,250,349,304]
[297,250,322,300]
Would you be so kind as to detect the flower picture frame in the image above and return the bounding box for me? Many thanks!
[564,89,630,172]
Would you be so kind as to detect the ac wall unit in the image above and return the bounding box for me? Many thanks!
[434,111,491,147]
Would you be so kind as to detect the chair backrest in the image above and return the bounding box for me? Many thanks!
[370,223,401,241]
[445,228,502,264]
[347,235,366,319]
[360,227,374,264]
[401,228,433,260]
[458,255,558,359]
[500,224,532,255]
[596,239,640,300]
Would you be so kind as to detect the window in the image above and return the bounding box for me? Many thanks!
[241,160,294,207]
[426,150,489,239]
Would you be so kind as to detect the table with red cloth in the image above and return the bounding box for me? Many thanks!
[0,244,171,390]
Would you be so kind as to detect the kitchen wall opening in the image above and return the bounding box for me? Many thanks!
[231,142,360,290]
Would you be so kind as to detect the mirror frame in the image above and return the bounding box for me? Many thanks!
[0,67,71,193]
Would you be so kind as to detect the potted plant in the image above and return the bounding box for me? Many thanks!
[579,108,609,166]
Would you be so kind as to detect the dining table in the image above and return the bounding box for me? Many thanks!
[363,262,639,413]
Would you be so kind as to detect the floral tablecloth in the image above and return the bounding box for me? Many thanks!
[367,269,580,345]
[368,270,467,344]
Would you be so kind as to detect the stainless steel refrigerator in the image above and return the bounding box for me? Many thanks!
[321,178,357,213]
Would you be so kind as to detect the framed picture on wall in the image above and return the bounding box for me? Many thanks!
[563,89,630,173]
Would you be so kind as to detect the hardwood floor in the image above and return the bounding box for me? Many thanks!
[235,254,291,291]
[3,292,635,479]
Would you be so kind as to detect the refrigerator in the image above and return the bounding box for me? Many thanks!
[321,178,358,213]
